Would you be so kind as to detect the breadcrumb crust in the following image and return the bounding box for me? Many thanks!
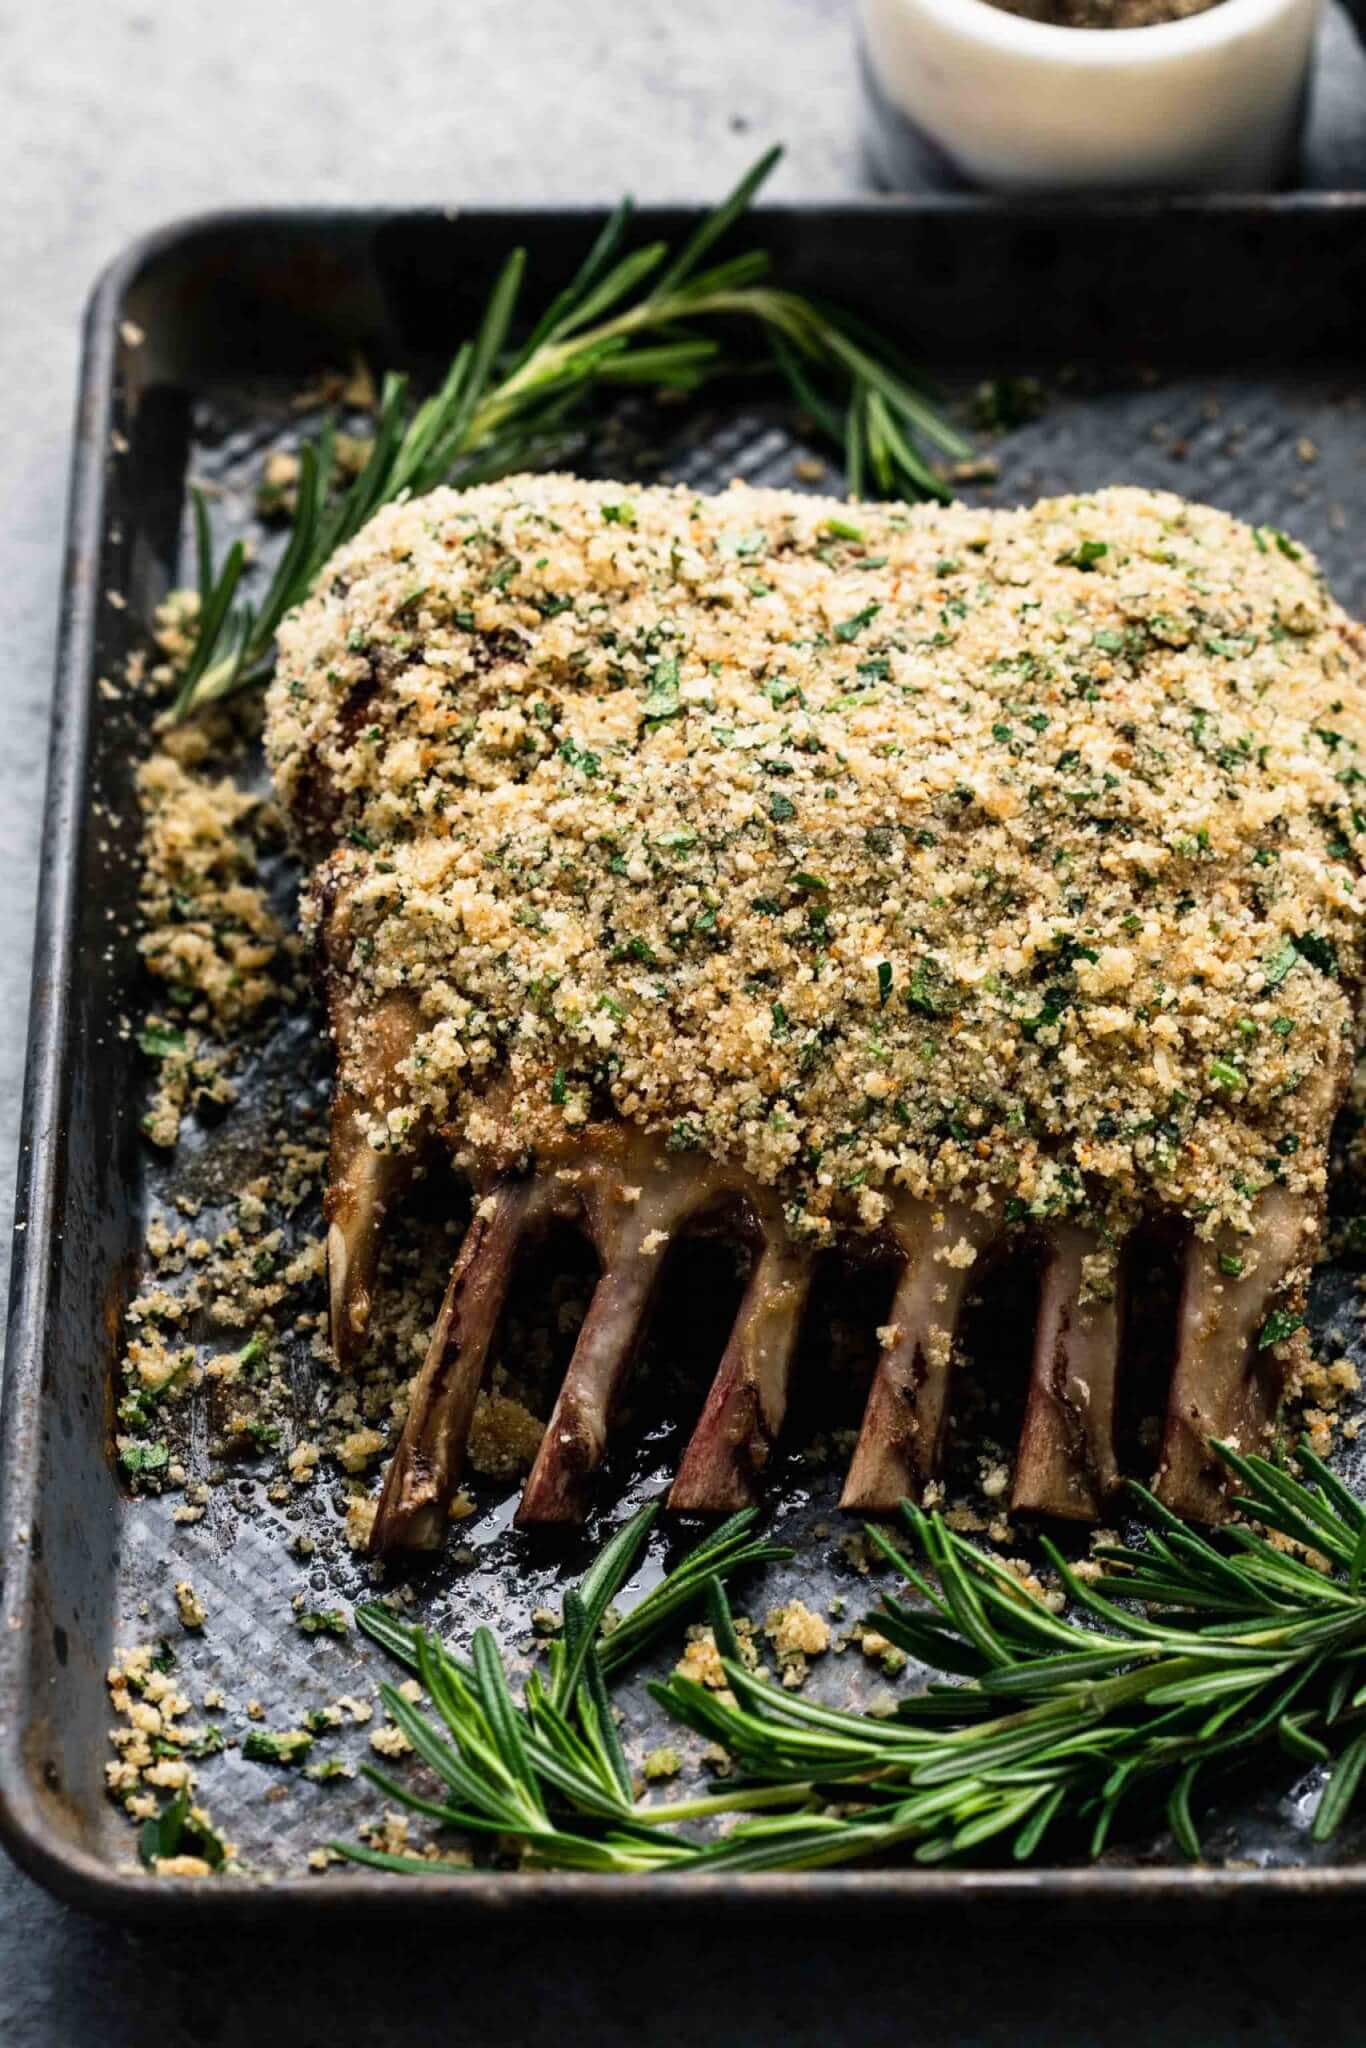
[270,475,1366,1248]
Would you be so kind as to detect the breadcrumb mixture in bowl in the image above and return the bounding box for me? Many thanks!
[267,476,1366,1251]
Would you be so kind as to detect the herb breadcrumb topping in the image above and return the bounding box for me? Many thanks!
[266,476,1366,1244]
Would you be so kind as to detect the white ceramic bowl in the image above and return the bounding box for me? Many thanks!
[860,0,1322,194]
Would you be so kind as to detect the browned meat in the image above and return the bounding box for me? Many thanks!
[268,476,1366,1550]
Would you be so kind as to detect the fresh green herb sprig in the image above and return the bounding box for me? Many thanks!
[661,1442,1366,1869]
[170,147,969,723]
[339,1507,797,1875]
[336,1445,1366,1879]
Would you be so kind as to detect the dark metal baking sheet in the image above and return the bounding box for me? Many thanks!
[6,196,1366,1922]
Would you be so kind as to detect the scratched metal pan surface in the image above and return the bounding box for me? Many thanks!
[6,198,1366,1923]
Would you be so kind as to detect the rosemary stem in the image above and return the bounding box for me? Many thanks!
[631,1780,818,1825]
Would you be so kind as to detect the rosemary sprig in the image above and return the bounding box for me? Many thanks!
[339,1505,796,1876]
[170,146,969,722]
[337,1442,1366,1878]
[660,1445,1366,1869]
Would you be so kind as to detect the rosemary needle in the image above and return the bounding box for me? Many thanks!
[170,145,969,722]
[335,1444,1366,1877]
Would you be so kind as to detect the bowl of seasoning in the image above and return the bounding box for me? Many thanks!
[860,0,1322,193]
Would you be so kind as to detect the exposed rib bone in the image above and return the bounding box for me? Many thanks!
[324,986,422,1366]
[1156,1189,1314,1521]
[370,1179,550,1551]
[516,1155,712,1524]
[1012,1228,1121,1520]
[327,1128,414,1369]
[840,1201,998,1512]
[669,1222,811,1512]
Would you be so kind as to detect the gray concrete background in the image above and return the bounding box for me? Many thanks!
[2,3,1366,2040]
